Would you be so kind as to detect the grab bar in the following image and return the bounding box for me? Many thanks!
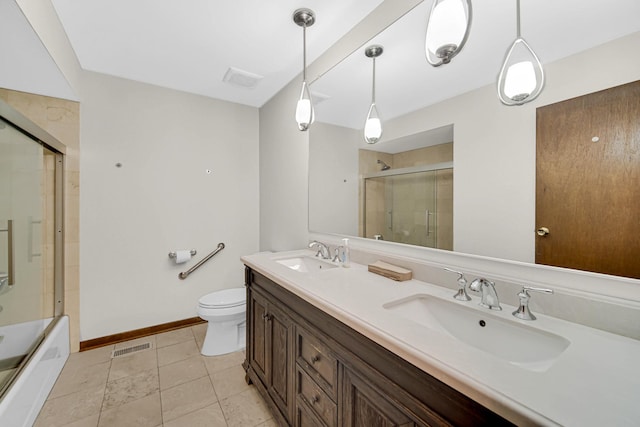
[0,220,14,285]
[179,242,225,280]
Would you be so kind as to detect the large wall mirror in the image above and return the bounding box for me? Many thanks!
[309,0,640,279]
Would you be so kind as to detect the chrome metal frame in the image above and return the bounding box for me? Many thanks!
[0,102,67,399]
[0,220,14,286]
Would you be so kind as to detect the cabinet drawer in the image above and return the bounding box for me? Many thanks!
[297,367,336,427]
[297,327,338,396]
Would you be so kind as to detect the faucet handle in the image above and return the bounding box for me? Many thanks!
[512,286,553,321]
[332,246,344,263]
[444,268,471,301]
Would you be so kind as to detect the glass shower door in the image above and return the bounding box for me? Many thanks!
[389,171,437,247]
[0,117,56,393]
[364,170,438,248]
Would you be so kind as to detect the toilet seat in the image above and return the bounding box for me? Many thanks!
[198,288,245,309]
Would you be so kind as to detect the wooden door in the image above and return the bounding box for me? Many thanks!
[536,80,640,278]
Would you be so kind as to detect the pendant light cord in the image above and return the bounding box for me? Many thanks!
[516,0,521,38]
[302,25,307,81]
[371,57,376,104]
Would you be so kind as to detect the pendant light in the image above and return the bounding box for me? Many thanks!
[364,45,383,144]
[425,0,472,67]
[497,0,544,105]
[293,8,315,131]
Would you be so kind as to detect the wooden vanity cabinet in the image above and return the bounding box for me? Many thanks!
[246,285,296,422]
[244,267,514,427]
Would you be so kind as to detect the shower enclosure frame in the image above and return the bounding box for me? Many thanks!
[0,99,66,400]
[361,161,453,248]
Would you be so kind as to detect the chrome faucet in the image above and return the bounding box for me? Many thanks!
[308,241,331,260]
[469,278,502,311]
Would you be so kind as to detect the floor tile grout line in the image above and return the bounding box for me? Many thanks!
[156,344,164,427]
[95,356,113,427]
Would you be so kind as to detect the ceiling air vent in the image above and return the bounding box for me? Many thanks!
[223,67,264,89]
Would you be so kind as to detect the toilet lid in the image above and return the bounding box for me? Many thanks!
[199,288,246,308]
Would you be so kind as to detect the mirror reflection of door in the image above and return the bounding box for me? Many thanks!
[536,80,640,279]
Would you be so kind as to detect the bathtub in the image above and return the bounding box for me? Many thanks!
[0,316,69,426]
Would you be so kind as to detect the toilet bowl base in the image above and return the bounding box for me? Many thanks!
[201,319,246,356]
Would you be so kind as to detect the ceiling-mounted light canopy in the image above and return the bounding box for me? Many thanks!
[497,0,544,105]
[425,0,472,66]
[293,8,315,131]
[364,45,383,144]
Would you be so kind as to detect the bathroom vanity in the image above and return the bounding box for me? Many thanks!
[242,249,640,426]
[243,266,510,426]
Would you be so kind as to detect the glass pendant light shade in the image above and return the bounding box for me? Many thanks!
[295,80,314,131]
[363,45,384,144]
[293,8,315,131]
[364,103,382,144]
[497,38,544,105]
[497,0,544,106]
[425,0,472,66]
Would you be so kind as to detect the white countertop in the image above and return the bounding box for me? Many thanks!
[242,249,640,427]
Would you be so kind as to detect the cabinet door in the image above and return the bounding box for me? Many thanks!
[266,302,295,421]
[342,367,415,427]
[249,290,268,384]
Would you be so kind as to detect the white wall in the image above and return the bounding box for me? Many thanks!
[309,122,359,236]
[15,0,81,96]
[0,0,75,100]
[79,71,259,340]
[258,80,310,252]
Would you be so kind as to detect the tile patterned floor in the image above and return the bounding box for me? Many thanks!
[34,324,276,427]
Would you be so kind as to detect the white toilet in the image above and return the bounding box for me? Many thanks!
[197,287,246,356]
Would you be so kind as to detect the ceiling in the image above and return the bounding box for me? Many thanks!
[50,0,385,107]
[3,1,640,119]
[313,0,640,129]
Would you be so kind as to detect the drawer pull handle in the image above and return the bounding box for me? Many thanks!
[310,395,319,404]
[311,355,320,364]
[262,313,271,321]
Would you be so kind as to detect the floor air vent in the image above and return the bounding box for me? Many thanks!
[111,342,152,358]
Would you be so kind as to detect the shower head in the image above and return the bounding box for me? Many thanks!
[377,159,391,171]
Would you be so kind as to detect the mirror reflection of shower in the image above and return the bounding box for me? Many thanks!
[360,139,454,251]
[377,159,391,170]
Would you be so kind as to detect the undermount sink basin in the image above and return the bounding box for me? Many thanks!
[383,294,570,371]
[276,256,338,273]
